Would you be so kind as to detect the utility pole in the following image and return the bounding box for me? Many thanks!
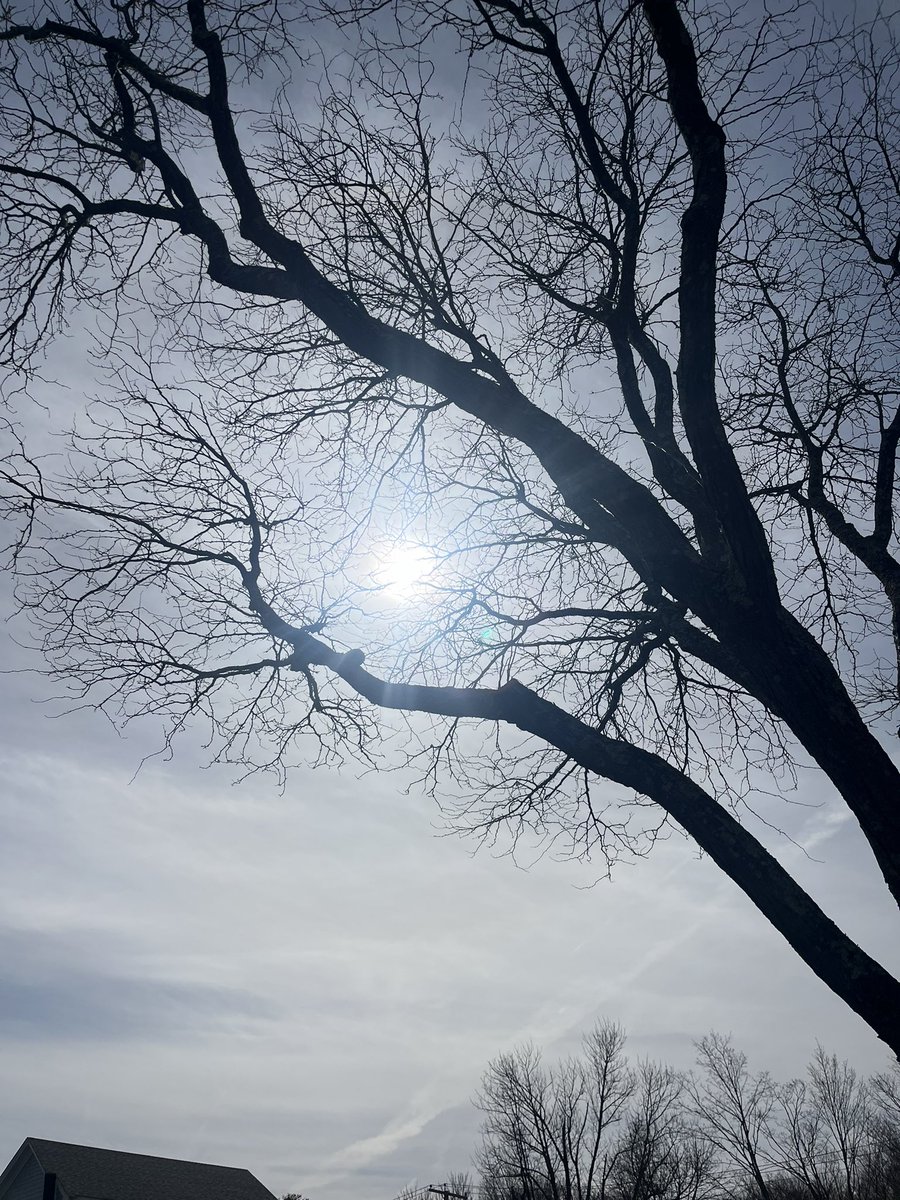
[427,1186,469,1200]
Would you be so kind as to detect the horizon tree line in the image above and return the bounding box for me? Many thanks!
[415,1024,900,1200]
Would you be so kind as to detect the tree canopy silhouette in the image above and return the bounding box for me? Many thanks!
[472,1023,900,1200]
[1,1,899,1050]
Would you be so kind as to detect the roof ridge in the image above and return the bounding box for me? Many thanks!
[25,1140,254,1174]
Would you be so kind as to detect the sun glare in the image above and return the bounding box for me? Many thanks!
[372,542,436,601]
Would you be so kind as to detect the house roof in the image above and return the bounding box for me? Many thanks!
[13,1139,278,1200]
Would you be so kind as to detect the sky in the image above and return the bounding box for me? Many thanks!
[1,2,900,1200]
[1,597,898,1200]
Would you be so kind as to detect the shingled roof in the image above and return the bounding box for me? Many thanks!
[2,1139,278,1200]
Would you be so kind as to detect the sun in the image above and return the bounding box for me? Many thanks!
[372,542,436,601]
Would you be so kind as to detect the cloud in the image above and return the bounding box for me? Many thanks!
[0,924,276,1042]
[0,643,897,1200]
[323,1105,442,1174]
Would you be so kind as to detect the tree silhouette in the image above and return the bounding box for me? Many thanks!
[1,2,898,1049]
[474,1025,900,1200]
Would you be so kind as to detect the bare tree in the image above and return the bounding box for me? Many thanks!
[475,1030,900,1200]
[441,1173,477,1200]
[871,1064,900,1129]
[609,1061,714,1200]
[690,1035,776,1200]
[808,1050,871,1200]
[476,1022,634,1200]
[769,1051,889,1200]
[0,1,899,1048]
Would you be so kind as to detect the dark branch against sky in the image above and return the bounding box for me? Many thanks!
[0,0,899,1192]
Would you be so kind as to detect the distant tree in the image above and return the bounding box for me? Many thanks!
[871,1063,900,1129]
[476,1022,634,1200]
[394,1186,428,1200]
[770,1051,884,1200]
[608,1061,715,1200]
[442,1173,477,1200]
[1,1,899,1048]
[473,1027,900,1200]
[476,1022,717,1200]
[690,1034,776,1200]
[391,1182,475,1200]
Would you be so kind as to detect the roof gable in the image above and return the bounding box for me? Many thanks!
[0,1142,44,1200]
[14,1140,277,1200]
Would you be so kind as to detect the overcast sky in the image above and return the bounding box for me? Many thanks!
[1,2,899,1199]
[2,599,898,1200]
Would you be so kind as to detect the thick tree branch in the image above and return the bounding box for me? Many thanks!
[3,0,900,1049]
[263,615,900,1058]
[642,0,779,605]
[0,20,210,113]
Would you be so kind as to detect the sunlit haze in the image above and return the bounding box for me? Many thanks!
[371,543,438,601]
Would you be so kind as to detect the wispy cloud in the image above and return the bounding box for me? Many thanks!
[0,924,276,1041]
